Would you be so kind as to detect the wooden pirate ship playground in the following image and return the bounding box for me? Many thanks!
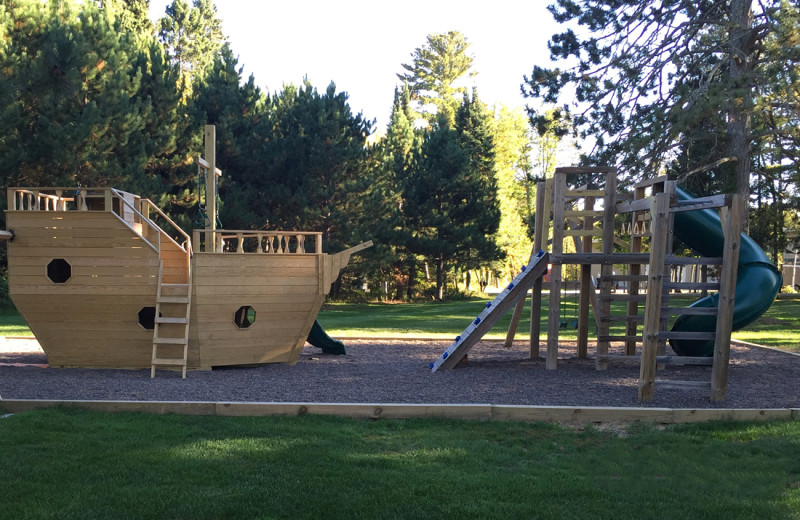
[2,126,370,377]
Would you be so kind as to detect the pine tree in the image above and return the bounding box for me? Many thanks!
[401,93,503,300]
[522,0,799,208]
[0,1,155,189]
[364,84,423,299]
[397,31,475,128]
[157,0,226,97]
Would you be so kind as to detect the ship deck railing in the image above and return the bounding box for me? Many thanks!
[7,187,191,255]
[192,229,323,255]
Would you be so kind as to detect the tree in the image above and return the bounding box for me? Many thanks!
[0,1,158,190]
[397,31,475,128]
[402,93,502,300]
[522,0,799,209]
[453,90,503,277]
[361,84,423,299]
[492,106,534,280]
[157,0,226,96]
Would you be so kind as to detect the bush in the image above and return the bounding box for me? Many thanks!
[0,269,9,306]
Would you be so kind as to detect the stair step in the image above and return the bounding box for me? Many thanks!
[153,337,187,345]
[155,317,189,324]
[157,296,191,304]
[151,358,186,366]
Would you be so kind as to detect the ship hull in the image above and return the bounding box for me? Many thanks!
[4,192,351,370]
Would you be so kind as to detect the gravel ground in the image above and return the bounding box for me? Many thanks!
[1,338,799,409]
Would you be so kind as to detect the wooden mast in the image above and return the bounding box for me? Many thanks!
[204,125,217,252]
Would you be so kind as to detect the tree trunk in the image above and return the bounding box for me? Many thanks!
[406,258,417,301]
[727,0,755,226]
[436,255,444,300]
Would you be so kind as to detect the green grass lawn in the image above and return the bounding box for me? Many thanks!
[316,295,800,353]
[1,295,798,352]
[0,408,798,520]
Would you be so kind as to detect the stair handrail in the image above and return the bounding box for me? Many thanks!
[136,196,192,255]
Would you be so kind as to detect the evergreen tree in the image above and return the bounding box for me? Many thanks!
[453,90,503,275]
[402,94,503,300]
[365,84,424,299]
[192,45,266,229]
[522,0,799,207]
[107,0,153,37]
[397,31,475,128]
[0,1,155,190]
[157,0,226,97]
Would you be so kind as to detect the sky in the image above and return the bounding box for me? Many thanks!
[148,0,562,132]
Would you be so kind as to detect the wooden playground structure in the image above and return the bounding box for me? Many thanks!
[2,126,369,378]
[432,166,781,403]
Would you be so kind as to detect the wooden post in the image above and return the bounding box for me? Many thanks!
[204,125,217,252]
[529,182,548,358]
[626,185,645,355]
[547,175,566,370]
[596,170,617,370]
[577,196,594,359]
[711,194,743,402]
[638,192,669,401]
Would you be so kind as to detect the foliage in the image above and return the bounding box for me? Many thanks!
[522,1,798,196]
[491,106,534,278]
[157,0,226,97]
[0,1,170,197]
[397,31,475,128]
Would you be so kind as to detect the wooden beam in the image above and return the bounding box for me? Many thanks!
[204,125,217,252]
[638,192,669,401]
[711,194,743,402]
[547,175,567,370]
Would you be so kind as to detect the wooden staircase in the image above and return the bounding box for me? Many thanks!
[151,259,192,378]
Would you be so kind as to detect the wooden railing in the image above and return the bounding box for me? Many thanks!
[9,188,74,211]
[7,187,192,255]
[135,196,191,254]
[192,229,323,254]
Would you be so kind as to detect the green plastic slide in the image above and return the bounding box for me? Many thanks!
[669,186,782,356]
[306,319,346,355]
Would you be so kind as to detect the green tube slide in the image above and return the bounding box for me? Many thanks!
[306,319,346,355]
[669,186,782,356]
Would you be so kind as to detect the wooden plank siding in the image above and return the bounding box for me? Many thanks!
[5,207,346,371]
[189,253,325,369]
[6,210,160,368]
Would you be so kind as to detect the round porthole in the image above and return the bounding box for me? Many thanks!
[47,258,72,284]
[234,306,256,329]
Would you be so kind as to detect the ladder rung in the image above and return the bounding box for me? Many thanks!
[601,294,647,302]
[597,354,713,366]
[599,315,644,323]
[603,275,647,282]
[157,296,191,304]
[161,283,190,288]
[153,337,187,345]
[151,358,186,366]
[663,306,718,316]
[155,317,189,324]
[564,210,604,218]
[565,189,607,197]
[564,229,603,237]
[657,331,716,341]
[598,335,641,342]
